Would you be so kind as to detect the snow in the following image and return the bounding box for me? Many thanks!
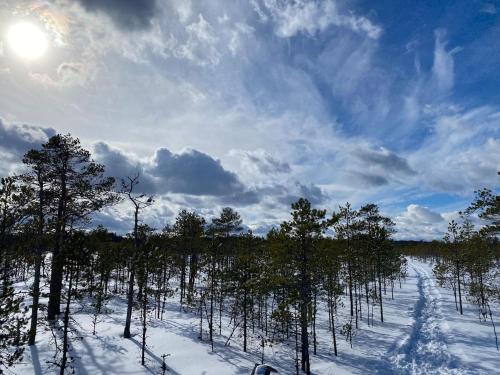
[389,261,499,375]
[10,258,500,374]
[392,264,463,374]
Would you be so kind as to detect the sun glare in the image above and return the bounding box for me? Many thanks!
[7,21,48,61]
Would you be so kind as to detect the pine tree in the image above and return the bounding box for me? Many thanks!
[318,239,342,356]
[0,177,29,371]
[280,198,328,374]
[21,134,118,321]
[172,210,205,306]
[206,207,243,349]
[357,204,396,323]
[332,203,358,321]
[0,278,28,372]
[443,220,465,315]
[464,187,499,237]
[136,225,155,366]
[121,173,154,338]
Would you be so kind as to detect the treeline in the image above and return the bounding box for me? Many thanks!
[0,134,407,374]
[396,240,499,261]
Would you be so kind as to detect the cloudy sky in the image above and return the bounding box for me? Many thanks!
[0,0,499,239]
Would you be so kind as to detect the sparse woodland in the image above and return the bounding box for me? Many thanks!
[394,189,500,351]
[0,134,498,374]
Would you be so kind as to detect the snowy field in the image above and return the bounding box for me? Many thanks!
[11,258,500,375]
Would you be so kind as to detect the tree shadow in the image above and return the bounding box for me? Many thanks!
[129,337,183,375]
[29,345,43,375]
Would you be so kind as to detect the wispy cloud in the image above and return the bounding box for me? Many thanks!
[256,0,382,39]
[432,29,461,95]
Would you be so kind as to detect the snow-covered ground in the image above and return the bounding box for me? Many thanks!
[390,262,498,374]
[11,259,500,374]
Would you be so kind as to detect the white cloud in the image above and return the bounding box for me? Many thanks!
[230,149,291,178]
[171,0,193,23]
[399,204,444,224]
[432,29,461,94]
[394,204,446,240]
[174,14,221,66]
[259,0,382,39]
[410,106,500,193]
[30,62,92,87]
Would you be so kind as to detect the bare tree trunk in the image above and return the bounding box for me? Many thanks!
[243,288,248,352]
[209,255,215,351]
[28,249,42,345]
[141,271,148,366]
[378,257,384,323]
[313,291,317,355]
[456,261,463,315]
[124,206,139,338]
[60,264,74,375]
[124,267,135,338]
[295,308,299,375]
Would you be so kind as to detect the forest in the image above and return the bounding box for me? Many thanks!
[0,134,498,374]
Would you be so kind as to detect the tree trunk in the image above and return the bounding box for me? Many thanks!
[28,249,42,345]
[29,177,44,345]
[348,260,354,317]
[377,256,384,323]
[141,271,148,366]
[124,267,135,338]
[188,253,198,302]
[48,172,67,321]
[180,256,186,305]
[243,288,247,352]
[456,261,463,315]
[124,206,139,338]
[300,300,310,374]
[48,248,64,320]
[313,291,317,355]
[60,264,74,375]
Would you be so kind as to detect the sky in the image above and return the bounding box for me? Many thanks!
[0,0,499,239]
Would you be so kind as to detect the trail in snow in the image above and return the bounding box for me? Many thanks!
[389,264,471,375]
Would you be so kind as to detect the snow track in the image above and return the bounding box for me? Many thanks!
[390,264,470,375]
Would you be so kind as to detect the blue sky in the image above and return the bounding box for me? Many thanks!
[0,0,498,239]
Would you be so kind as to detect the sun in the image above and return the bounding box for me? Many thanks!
[7,21,48,61]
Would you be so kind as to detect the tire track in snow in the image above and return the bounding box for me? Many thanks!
[389,264,469,374]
